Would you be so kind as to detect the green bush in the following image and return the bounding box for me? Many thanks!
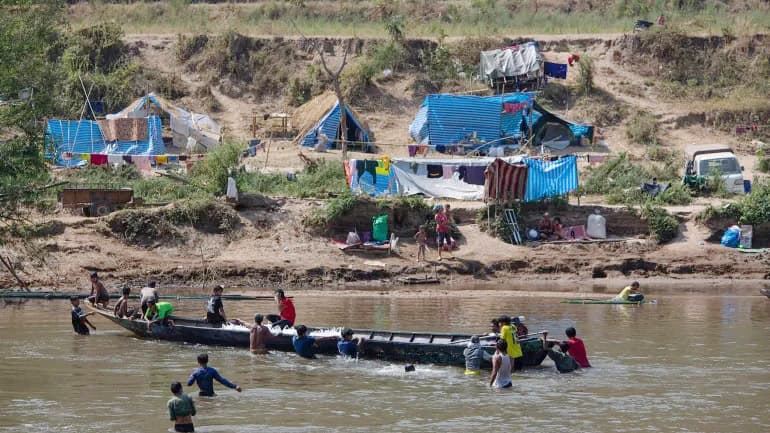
[696,181,770,227]
[238,159,348,198]
[305,191,363,228]
[756,148,770,173]
[626,111,658,145]
[641,205,679,244]
[189,142,244,194]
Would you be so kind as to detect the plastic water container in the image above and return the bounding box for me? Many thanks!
[372,215,389,242]
[740,225,753,248]
[586,210,607,239]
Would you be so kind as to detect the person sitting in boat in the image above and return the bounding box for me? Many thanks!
[463,335,492,376]
[140,281,159,316]
[488,339,513,389]
[267,289,295,329]
[498,316,524,371]
[541,331,579,373]
[87,272,110,308]
[144,298,174,329]
[70,296,96,335]
[167,381,196,433]
[113,286,134,318]
[614,281,644,302]
[205,285,227,325]
[512,316,528,338]
[337,328,365,358]
[565,327,591,368]
[187,353,242,397]
[232,313,272,354]
[538,212,555,239]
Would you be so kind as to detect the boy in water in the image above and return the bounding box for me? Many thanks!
[564,327,591,368]
[168,381,196,432]
[337,328,365,358]
[463,335,492,376]
[414,225,428,263]
[187,353,242,397]
[70,296,96,335]
[233,313,272,354]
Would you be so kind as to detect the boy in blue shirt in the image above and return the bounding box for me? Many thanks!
[337,328,365,358]
[186,353,242,397]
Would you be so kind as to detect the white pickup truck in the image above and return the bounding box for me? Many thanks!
[684,145,745,194]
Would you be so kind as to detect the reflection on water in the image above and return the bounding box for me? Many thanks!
[1,295,769,433]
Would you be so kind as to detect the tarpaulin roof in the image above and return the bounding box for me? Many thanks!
[408,93,535,147]
[480,42,543,80]
[47,116,164,167]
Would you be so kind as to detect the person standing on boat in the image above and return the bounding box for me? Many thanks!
[205,285,227,325]
[87,272,109,308]
[337,328,365,358]
[140,281,159,316]
[498,316,524,371]
[70,296,96,335]
[144,298,174,329]
[187,353,242,397]
[168,381,196,433]
[267,289,295,329]
[233,314,272,354]
[564,327,591,368]
[113,286,133,318]
[541,331,579,373]
[464,335,492,376]
[488,339,513,388]
[614,281,644,302]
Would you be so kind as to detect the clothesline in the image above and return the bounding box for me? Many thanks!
[60,152,207,168]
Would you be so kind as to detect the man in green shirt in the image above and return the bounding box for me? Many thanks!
[144,299,174,329]
[167,381,196,432]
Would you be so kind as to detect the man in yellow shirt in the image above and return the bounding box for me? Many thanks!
[615,281,644,302]
[498,315,524,371]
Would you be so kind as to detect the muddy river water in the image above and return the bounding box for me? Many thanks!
[1,293,769,433]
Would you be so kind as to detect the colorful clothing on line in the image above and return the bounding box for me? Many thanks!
[89,154,108,166]
[442,165,455,179]
[155,155,169,165]
[408,145,417,157]
[426,164,443,178]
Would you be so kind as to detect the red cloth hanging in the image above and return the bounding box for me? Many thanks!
[89,154,108,166]
[484,159,528,202]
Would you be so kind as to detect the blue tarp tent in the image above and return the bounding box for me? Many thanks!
[46,115,165,167]
[295,92,372,151]
[524,155,579,201]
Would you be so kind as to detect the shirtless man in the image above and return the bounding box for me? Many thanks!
[87,272,109,307]
[113,286,132,318]
[233,314,272,354]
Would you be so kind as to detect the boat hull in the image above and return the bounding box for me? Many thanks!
[92,309,546,368]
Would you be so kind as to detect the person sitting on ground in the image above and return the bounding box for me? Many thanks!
[538,212,555,238]
[414,225,428,263]
[552,217,564,240]
[615,281,644,302]
[565,327,591,368]
[488,339,513,388]
[140,281,159,316]
[205,285,227,325]
[267,289,296,329]
[463,335,492,376]
[87,272,110,308]
[499,315,524,371]
[168,381,196,433]
[144,298,174,329]
[434,206,451,260]
[233,313,272,354]
[541,331,579,373]
[70,296,96,335]
[512,316,529,338]
[337,327,365,358]
[186,353,242,397]
[113,286,133,318]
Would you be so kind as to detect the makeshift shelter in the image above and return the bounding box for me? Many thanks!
[293,92,373,152]
[108,93,221,152]
[408,93,593,153]
[524,155,579,201]
[480,42,544,92]
[47,116,164,167]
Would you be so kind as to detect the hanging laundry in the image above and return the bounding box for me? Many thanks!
[416,145,429,156]
[155,155,169,165]
[89,154,108,166]
[356,160,378,183]
[435,145,446,153]
[408,145,418,157]
[461,166,487,185]
[107,154,123,165]
[178,155,188,161]
[442,165,455,179]
[544,62,568,79]
[426,164,443,178]
[588,154,607,164]
[122,155,133,164]
[134,156,151,172]
[62,152,73,161]
[484,159,528,202]
[503,102,527,114]
[344,161,352,186]
[168,155,179,163]
[79,153,90,161]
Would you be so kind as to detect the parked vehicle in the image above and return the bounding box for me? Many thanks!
[683,145,745,194]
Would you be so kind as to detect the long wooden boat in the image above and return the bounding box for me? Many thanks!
[90,308,547,369]
[0,291,271,301]
[561,298,656,305]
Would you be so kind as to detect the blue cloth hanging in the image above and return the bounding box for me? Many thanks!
[544,62,568,79]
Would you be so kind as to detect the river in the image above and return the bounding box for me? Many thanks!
[0,294,768,433]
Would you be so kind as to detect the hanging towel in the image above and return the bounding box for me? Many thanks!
[417,145,428,156]
[168,155,179,163]
[122,155,133,164]
[79,153,90,161]
[503,102,527,114]
[442,165,455,179]
[460,166,486,185]
[62,152,73,161]
[155,155,169,165]
[408,145,417,157]
[484,158,528,202]
[544,62,568,79]
[426,164,443,178]
[134,157,151,172]
[89,154,108,166]
[178,155,188,161]
[435,145,446,154]
[107,154,123,165]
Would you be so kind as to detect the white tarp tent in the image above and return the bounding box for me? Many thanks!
[107,93,221,151]
[480,42,543,81]
[391,156,524,201]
